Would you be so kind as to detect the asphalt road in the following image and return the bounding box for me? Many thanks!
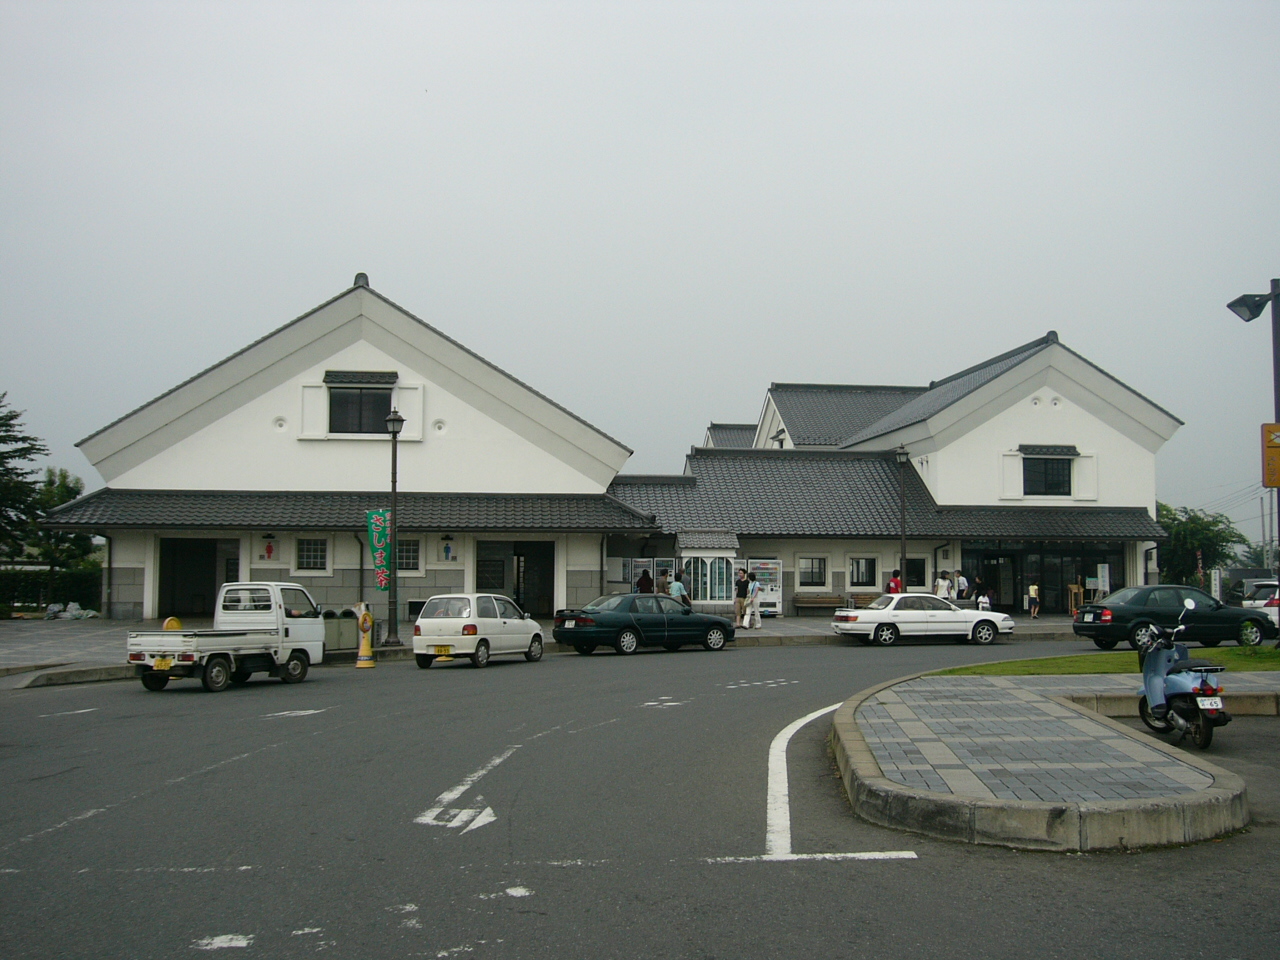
[1,639,1277,959]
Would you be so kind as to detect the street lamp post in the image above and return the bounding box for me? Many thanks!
[384,408,406,645]
[1227,279,1280,421]
[895,445,910,586]
[1228,280,1280,575]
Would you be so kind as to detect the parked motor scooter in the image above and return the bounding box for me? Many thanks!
[1137,598,1231,749]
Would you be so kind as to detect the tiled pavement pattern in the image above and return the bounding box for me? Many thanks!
[857,675,1227,802]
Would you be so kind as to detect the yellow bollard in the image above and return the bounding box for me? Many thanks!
[355,605,376,669]
[162,616,183,631]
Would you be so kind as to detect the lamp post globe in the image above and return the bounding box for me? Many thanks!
[384,409,406,645]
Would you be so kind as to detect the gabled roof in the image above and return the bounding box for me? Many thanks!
[47,488,659,533]
[609,448,1166,541]
[704,423,757,448]
[765,384,926,446]
[77,277,632,486]
[838,331,1183,448]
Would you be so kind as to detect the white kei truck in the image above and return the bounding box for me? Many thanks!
[127,582,326,692]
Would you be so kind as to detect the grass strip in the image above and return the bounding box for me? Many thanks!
[934,646,1280,676]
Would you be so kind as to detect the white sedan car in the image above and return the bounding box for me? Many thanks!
[832,593,1014,645]
[413,593,544,668]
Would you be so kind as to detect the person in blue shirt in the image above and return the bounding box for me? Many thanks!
[670,572,690,606]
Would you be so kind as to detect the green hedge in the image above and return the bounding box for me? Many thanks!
[0,569,102,610]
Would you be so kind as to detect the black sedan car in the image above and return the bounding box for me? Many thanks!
[1072,584,1276,650]
[552,594,735,654]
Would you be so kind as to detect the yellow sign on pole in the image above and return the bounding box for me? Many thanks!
[1263,424,1280,488]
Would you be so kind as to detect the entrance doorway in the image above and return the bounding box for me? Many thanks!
[158,538,241,617]
[474,540,556,618]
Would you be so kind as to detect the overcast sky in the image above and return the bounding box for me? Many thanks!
[3,1,1278,541]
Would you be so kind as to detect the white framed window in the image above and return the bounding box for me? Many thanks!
[396,537,422,574]
[682,557,734,601]
[848,557,878,588]
[797,556,828,589]
[292,535,333,576]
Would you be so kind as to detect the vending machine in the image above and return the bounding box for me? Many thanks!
[748,559,783,617]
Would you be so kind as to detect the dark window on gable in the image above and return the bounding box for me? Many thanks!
[329,387,392,434]
[1023,457,1072,496]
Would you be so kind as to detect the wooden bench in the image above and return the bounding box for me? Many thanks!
[792,595,848,616]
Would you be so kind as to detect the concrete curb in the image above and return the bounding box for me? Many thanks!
[18,664,137,688]
[830,672,1251,851]
[0,662,69,678]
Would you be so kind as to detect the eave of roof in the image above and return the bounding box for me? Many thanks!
[46,488,660,533]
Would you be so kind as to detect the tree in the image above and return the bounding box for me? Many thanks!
[0,392,48,556]
[1156,501,1249,586]
[26,468,96,571]
[1237,541,1274,571]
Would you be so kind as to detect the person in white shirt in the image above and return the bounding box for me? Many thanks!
[955,572,969,599]
[934,571,954,600]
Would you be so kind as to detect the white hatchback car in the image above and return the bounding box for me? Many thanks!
[1241,581,1280,628]
[832,593,1015,645]
[413,594,544,668]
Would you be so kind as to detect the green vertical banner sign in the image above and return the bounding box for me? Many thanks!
[366,509,392,591]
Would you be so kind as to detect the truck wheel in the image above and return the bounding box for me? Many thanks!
[201,656,232,692]
[280,651,309,683]
[415,654,435,669]
[141,672,169,692]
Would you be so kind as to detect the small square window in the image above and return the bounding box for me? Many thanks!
[296,538,328,571]
[396,539,420,571]
[904,558,927,588]
[848,558,878,587]
[1023,457,1072,496]
[329,387,392,434]
[798,557,827,587]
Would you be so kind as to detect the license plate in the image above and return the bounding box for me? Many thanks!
[153,657,173,670]
[433,646,452,655]
[563,620,575,628]
[1196,696,1224,710]
[1082,613,1094,622]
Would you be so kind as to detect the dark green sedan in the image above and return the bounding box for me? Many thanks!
[1072,584,1276,650]
[553,594,735,655]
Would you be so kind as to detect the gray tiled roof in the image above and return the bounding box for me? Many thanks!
[676,531,740,550]
[704,423,757,448]
[839,335,1054,446]
[609,449,1165,541]
[47,489,659,532]
[767,385,926,446]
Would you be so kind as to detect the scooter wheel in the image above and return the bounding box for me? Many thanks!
[1190,714,1214,749]
[1138,695,1174,733]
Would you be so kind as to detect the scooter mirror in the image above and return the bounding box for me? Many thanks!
[1183,598,1196,610]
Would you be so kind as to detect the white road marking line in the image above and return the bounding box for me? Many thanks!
[504,886,532,897]
[291,928,323,935]
[766,702,842,858]
[191,934,253,949]
[567,718,618,734]
[261,709,327,718]
[708,851,918,863]
[388,904,418,913]
[18,808,106,844]
[38,708,98,718]
[414,747,520,829]
[642,696,689,707]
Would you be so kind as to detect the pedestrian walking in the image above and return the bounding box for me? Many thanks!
[734,568,749,626]
[670,571,691,607]
[743,571,762,628]
[655,569,669,595]
[1029,581,1040,619]
[636,568,653,594]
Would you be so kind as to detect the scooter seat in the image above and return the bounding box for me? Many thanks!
[1167,659,1225,674]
